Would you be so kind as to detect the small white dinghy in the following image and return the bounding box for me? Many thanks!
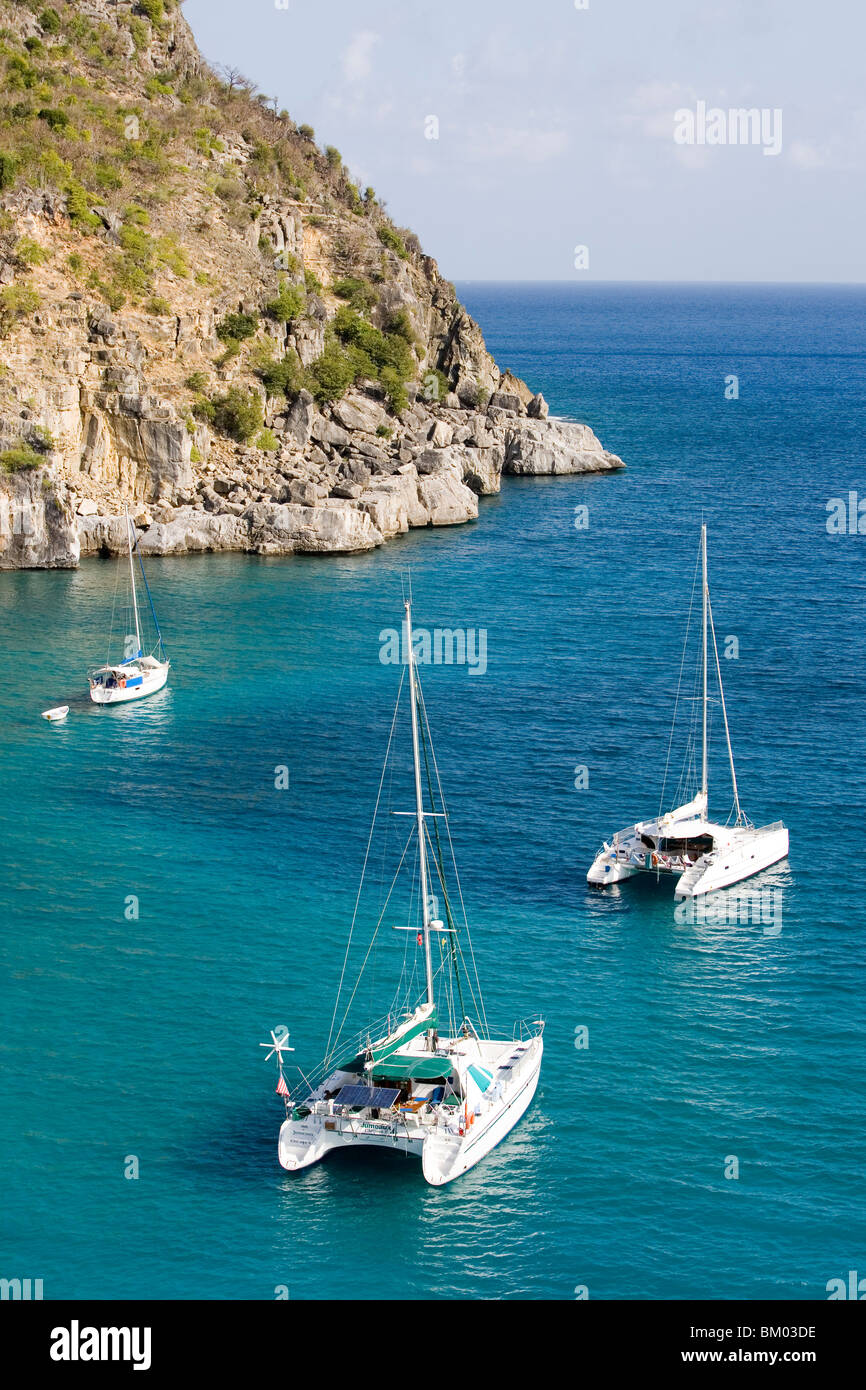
[587,525,789,899]
[41,705,69,722]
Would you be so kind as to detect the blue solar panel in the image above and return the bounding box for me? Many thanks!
[335,1084,400,1109]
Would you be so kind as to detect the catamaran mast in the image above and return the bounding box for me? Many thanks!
[405,599,435,1012]
[125,506,142,658]
[701,522,708,805]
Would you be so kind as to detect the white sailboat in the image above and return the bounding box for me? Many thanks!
[587,525,788,898]
[88,508,169,706]
[263,597,543,1186]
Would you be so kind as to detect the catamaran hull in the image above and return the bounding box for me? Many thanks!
[278,1036,544,1187]
[674,825,789,898]
[89,665,169,705]
[587,852,642,885]
[422,1039,543,1186]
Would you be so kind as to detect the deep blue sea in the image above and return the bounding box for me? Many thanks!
[1,284,864,1300]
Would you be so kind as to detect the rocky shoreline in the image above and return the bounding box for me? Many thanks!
[1,380,623,569]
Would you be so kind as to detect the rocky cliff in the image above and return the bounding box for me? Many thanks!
[0,0,623,569]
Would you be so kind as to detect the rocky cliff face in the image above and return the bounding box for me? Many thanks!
[0,0,622,569]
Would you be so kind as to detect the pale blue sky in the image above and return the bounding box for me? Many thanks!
[182,0,865,282]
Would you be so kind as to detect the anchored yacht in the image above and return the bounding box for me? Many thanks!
[263,596,543,1186]
[88,509,169,705]
[587,526,788,899]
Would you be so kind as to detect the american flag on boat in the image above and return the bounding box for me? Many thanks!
[276,1073,290,1098]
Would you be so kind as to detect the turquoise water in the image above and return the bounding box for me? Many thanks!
[1,284,864,1300]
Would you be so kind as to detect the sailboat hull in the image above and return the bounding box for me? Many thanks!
[587,852,642,885]
[278,1034,544,1186]
[674,824,789,897]
[89,662,169,705]
[422,1037,543,1186]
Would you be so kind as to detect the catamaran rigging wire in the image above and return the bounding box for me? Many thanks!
[324,668,406,1067]
[416,679,489,1039]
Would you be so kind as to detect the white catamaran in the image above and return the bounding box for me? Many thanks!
[587,525,789,898]
[263,598,543,1186]
[88,509,169,706]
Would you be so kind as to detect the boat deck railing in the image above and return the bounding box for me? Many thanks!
[291,1011,411,1103]
[511,1017,544,1042]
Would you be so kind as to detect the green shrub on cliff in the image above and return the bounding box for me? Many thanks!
[252,346,305,400]
[156,235,188,277]
[332,276,376,312]
[38,10,62,37]
[29,425,54,453]
[216,311,258,343]
[0,152,18,190]
[306,337,356,404]
[384,308,414,343]
[377,225,408,259]
[329,306,415,403]
[16,236,48,266]
[0,283,41,336]
[264,278,304,324]
[138,0,167,27]
[380,367,408,415]
[37,107,69,132]
[0,444,43,472]
[65,181,101,232]
[5,56,38,92]
[211,386,263,443]
[256,428,278,452]
[127,17,149,53]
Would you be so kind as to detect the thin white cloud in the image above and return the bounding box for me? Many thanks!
[466,123,569,164]
[789,141,826,170]
[342,30,379,84]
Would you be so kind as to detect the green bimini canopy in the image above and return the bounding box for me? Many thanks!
[362,1005,438,1072]
[371,1054,453,1081]
[334,1005,439,1076]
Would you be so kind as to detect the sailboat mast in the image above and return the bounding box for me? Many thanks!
[126,507,142,658]
[701,523,708,804]
[405,599,435,1010]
